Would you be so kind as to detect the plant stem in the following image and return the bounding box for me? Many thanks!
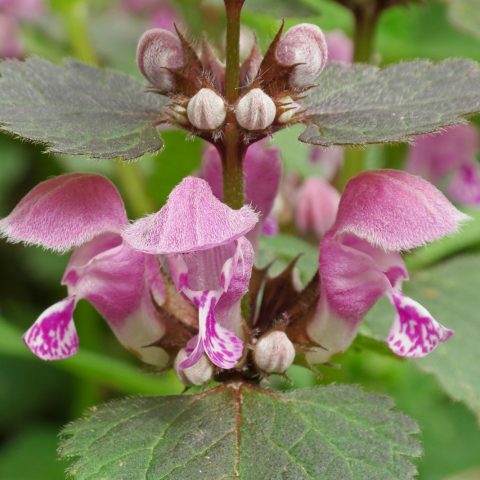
[62,2,98,65]
[222,0,245,210]
[352,6,379,63]
[336,148,366,190]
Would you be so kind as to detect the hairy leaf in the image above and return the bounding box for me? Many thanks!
[0,58,167,159]
[364,254,480,423]
[60,383,421,480]
[301,60,480,146]
[448,0,480,40]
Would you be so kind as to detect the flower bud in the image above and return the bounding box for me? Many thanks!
[276,23,328,88]
[295,177,340,238]
[187,88,227,130]
[174,349,214,386]
[325,30,353,64]
[235,88,276,131]
[276,96,301,124]
[169,104,189,126]
[136,28,184,91]
[253,331,296,373]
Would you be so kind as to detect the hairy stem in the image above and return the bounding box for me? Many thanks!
[222,0,245,209]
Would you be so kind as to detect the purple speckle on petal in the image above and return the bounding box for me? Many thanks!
[387,293,453,358]
[23,297,78,361]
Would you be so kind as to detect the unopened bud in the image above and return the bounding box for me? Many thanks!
[169,104,189,126]
[174,349,214,386]
[187,88,227,130]
[325,31,353,64]
[276,23,328,88]
[235,88,276,131]
[295,177,340,238]
[253,331,295,373]
[137,28,184,91]
[276,96,301,124]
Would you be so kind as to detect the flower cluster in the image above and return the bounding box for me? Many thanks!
[136,22,328,142]
[407,124,480,206]
[0,22,468,386]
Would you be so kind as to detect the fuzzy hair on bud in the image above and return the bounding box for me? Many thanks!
[187,88,227,130]
[253,331,296,373]
[174,348,214,386]
[235,88,276,131]
[136,28,184,91]
[276,23,328,88]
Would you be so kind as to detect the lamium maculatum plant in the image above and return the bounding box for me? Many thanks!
[1,0,480,478]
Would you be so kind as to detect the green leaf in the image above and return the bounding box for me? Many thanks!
[0,57,166,159]
[364,254,480,422]
[60,383,421,479]
[448,0,480,41]
[301,60,480,146]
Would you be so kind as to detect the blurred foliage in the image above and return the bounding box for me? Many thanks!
[1,0,480,478]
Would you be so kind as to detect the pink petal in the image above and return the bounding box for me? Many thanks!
[407,124,479,183]
[320,232,407,323]
[123,177,258,255]
[243,142,282,247]
[63,234,168,366]
[200,142,281,248]
[306,292,357,364]
[0,14,22,59]
[0,173,127,252]
[309,232,409,363]
[309,146,344,180]
[175,238,253,369]
[262,215,279,236]
[0,0,43,19]
[387,292,453,358]
[448,164,480,206]
[23,297,78,361]
[151,5,179,31]
[334,169,469,251]
[325,30,353,64]
[199,146,224,201]
[295,177,340,238]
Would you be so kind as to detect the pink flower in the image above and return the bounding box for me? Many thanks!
[407,124,480,206]
[0,0,43,20]
[295,177,340,238]
[0,174,169,366]
[307,169,467,363]
[122,0,179,31]
[0,14,22,59]
[324,30,353,64]
[123,177,258,370]
[200,140,282,248]
[0,0,43,59]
